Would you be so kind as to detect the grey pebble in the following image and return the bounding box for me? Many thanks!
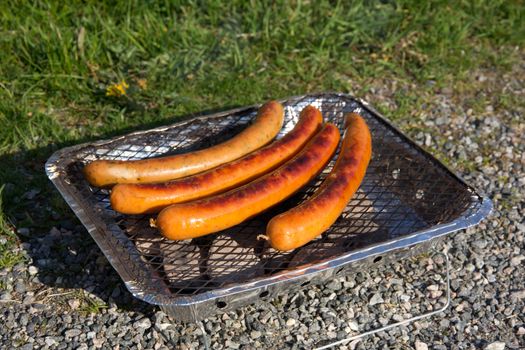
[348,320,359,331]
[17,227,30,236]
[510,290,525,301]
[15,281,26,293]
[369,293,384,306]
[64,329,82,338]
[44,337,56,347]
[133,317,152,329]
[485,342,506,350]
[250,330,261,339]
[510,256,525,266]
[415,340,428,350]
[28,266,38,276]
[325,280,342,291]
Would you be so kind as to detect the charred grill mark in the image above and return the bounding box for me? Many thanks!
[338,154,359,169]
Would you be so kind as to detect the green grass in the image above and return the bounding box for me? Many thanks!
[0,0,523,262]
[0,185,27,269]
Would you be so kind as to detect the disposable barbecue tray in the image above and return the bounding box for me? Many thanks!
[46,93,491,322]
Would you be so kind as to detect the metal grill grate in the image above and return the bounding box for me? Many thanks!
[46,93,492,321]
[60,94,473,297]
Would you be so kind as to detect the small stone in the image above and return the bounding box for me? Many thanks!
[349,339,361,350]
[517,327,525,336]
[510,255,525,266]
[510,290,525,301]
[87,331,95,339]
[400,294,410,302]
[134,317,152,329]
[45,337,57,347]
[49,227,61,237]
[348,320,358,331]
[156,322,171,331]
[65,329,82,338]
[439,319,450,329]
[378,317,389,326]
[17,227,30,236]
[93,337,104,348]
[15,282,26,293]
[436,117,447,125]
[424,134,432,146]
[286,318,296,327]
[392,314,404,322]
[426,284,439,291]
[369,293,384,306]
[67,299,80,310]
[472,239,488,249]
[19,314,29,326]
[325,280,342,291]
[477,75,487,82]
[429,290,443,299]
[250,330,261,339]
[225,340,240,349]
[415,340,428,350]
[28,266,38,276]
[484,342,505,350]
[309,322,321,333]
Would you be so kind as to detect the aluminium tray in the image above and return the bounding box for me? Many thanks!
[46,93,491,322]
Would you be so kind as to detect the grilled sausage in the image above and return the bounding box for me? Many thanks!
[155,124,340,240]
[110,106,323,214]
[265,113,372,251]
[83,101,284,187]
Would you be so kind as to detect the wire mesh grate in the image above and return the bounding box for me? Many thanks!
[58,94,479,299]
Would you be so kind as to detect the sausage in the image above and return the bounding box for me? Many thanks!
[83,101,285,187]
[110,106,323,214]
[155,124,341,240]
[265,113,372,251]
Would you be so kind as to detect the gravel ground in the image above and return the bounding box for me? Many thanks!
[1,61,523,349]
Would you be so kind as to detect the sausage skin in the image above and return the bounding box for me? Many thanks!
[110,106,323,214]
[83,101,284,187]
[266,113,372,251]
[156,123,341,240]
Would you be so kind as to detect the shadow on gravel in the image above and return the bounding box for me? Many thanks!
[1,104,243,313]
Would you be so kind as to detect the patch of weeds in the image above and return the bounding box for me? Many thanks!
[78,291,108,315]
[0,185,27,269]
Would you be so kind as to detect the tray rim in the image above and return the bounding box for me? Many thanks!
[45,92,492,307]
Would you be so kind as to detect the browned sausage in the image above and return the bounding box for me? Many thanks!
[265,113,372,251]
[110,106,323,214]
[83,101,284,187]
[155,124,341,240]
